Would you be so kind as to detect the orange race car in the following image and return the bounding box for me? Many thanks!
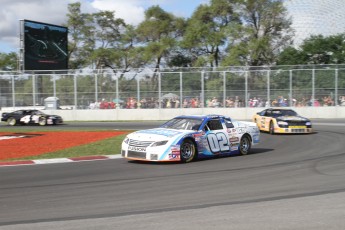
[253,108,312,134]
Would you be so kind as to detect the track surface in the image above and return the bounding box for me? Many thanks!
[0,119,345,229]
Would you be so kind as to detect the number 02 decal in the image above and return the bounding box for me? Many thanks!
[207,133,230,153]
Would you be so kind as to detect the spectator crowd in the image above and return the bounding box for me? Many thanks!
[89,95,345,109]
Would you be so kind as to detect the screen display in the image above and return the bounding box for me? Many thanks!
[23,20,68,71]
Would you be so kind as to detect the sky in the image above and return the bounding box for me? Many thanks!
[0,0,208,54]
[2,0,345,54]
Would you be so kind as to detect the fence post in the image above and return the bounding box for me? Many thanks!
[74,74,77,110]
[11,75,15,108]
[267,70,270,107]
[245,71,248,108]
[289,70,293,106]
[180,72,183,108]
[53,73,56,98]
[94,73,98,104]
[137,75,140,103]
[32,74,36,108]
[158,72,161,109]
[312,69,315,107]
[116,74,119,106]
[335,69,338,106]
[201,71,205,108]
[223,71,226,108]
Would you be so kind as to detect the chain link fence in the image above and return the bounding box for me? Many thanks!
[1,66,345,109]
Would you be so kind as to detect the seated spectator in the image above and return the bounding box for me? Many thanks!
[271,98,278,107]
[340,96,345,106]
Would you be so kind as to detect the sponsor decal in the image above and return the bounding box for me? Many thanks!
[171,150,180,155]
[169,153,180,160]
[229,137,239,142]
[193,133,203,138]
[193,133,203,142]
[238,128,246,134]
[170,145,180,151]
[231,146,239,151]
[128,146,146,152]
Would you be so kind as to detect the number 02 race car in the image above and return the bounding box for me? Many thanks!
[253,108,312,134]
[1,109,63,126]
[121,114,260,163]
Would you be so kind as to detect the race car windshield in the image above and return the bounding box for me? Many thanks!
[160,118,202,130]
[272,110,297,117]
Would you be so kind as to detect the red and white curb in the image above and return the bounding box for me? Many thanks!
[0,155,122,167]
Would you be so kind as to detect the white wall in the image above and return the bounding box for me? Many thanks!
[40,107,345,121]
[2,106,344,121]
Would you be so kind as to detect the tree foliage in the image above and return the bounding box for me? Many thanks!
[222,0,293,66]
[0,52,17,71]
[3,1,345,72]
[182,0,240,67]
[277,34,345,65]
[136,6,186,70]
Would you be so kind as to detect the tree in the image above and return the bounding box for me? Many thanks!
[135,6,186,91]
[182,0,240,67]
[65,2,94,69]
[89,11,126,69]
[222,0,294,66]
[0,52,17,71]
[277,34,345,65]
[136,6,186,70]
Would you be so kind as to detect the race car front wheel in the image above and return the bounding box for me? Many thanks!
[239,135,251,155]
[180,139,196,163]
[7,117,16,126]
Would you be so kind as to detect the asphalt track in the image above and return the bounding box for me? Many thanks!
[0,119,345,229]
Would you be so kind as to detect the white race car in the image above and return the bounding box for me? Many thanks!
[121,114,260,163]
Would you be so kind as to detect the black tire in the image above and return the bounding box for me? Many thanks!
[38,117,47,126]
[7,117,17,126]
[269,121,275,135]
[180,139,197,163]
[239,135,251,155]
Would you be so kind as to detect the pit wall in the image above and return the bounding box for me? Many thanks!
[6,106,341,121]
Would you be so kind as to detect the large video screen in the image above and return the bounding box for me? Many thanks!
[23,20,68,71]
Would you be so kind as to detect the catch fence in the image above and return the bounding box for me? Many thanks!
[1,66,345,109]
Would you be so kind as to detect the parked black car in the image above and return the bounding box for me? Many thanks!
[1,110,63,126]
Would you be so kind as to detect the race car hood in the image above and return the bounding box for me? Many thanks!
[126,128,193,142]
[275,115,309,122]
[234,121,258,127]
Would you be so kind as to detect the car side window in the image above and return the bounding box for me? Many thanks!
[207,119,223,131]
[266,110,272,117]
[224,119,234,128]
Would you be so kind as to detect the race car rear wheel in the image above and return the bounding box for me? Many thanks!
[38,117,47,126]
[269,121,275,135]
[180,139,196,163]
[239,135,251,155]
[7,117,16,126]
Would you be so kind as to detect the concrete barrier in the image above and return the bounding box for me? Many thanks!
[1,106,344,121]
[47,107,345,121]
